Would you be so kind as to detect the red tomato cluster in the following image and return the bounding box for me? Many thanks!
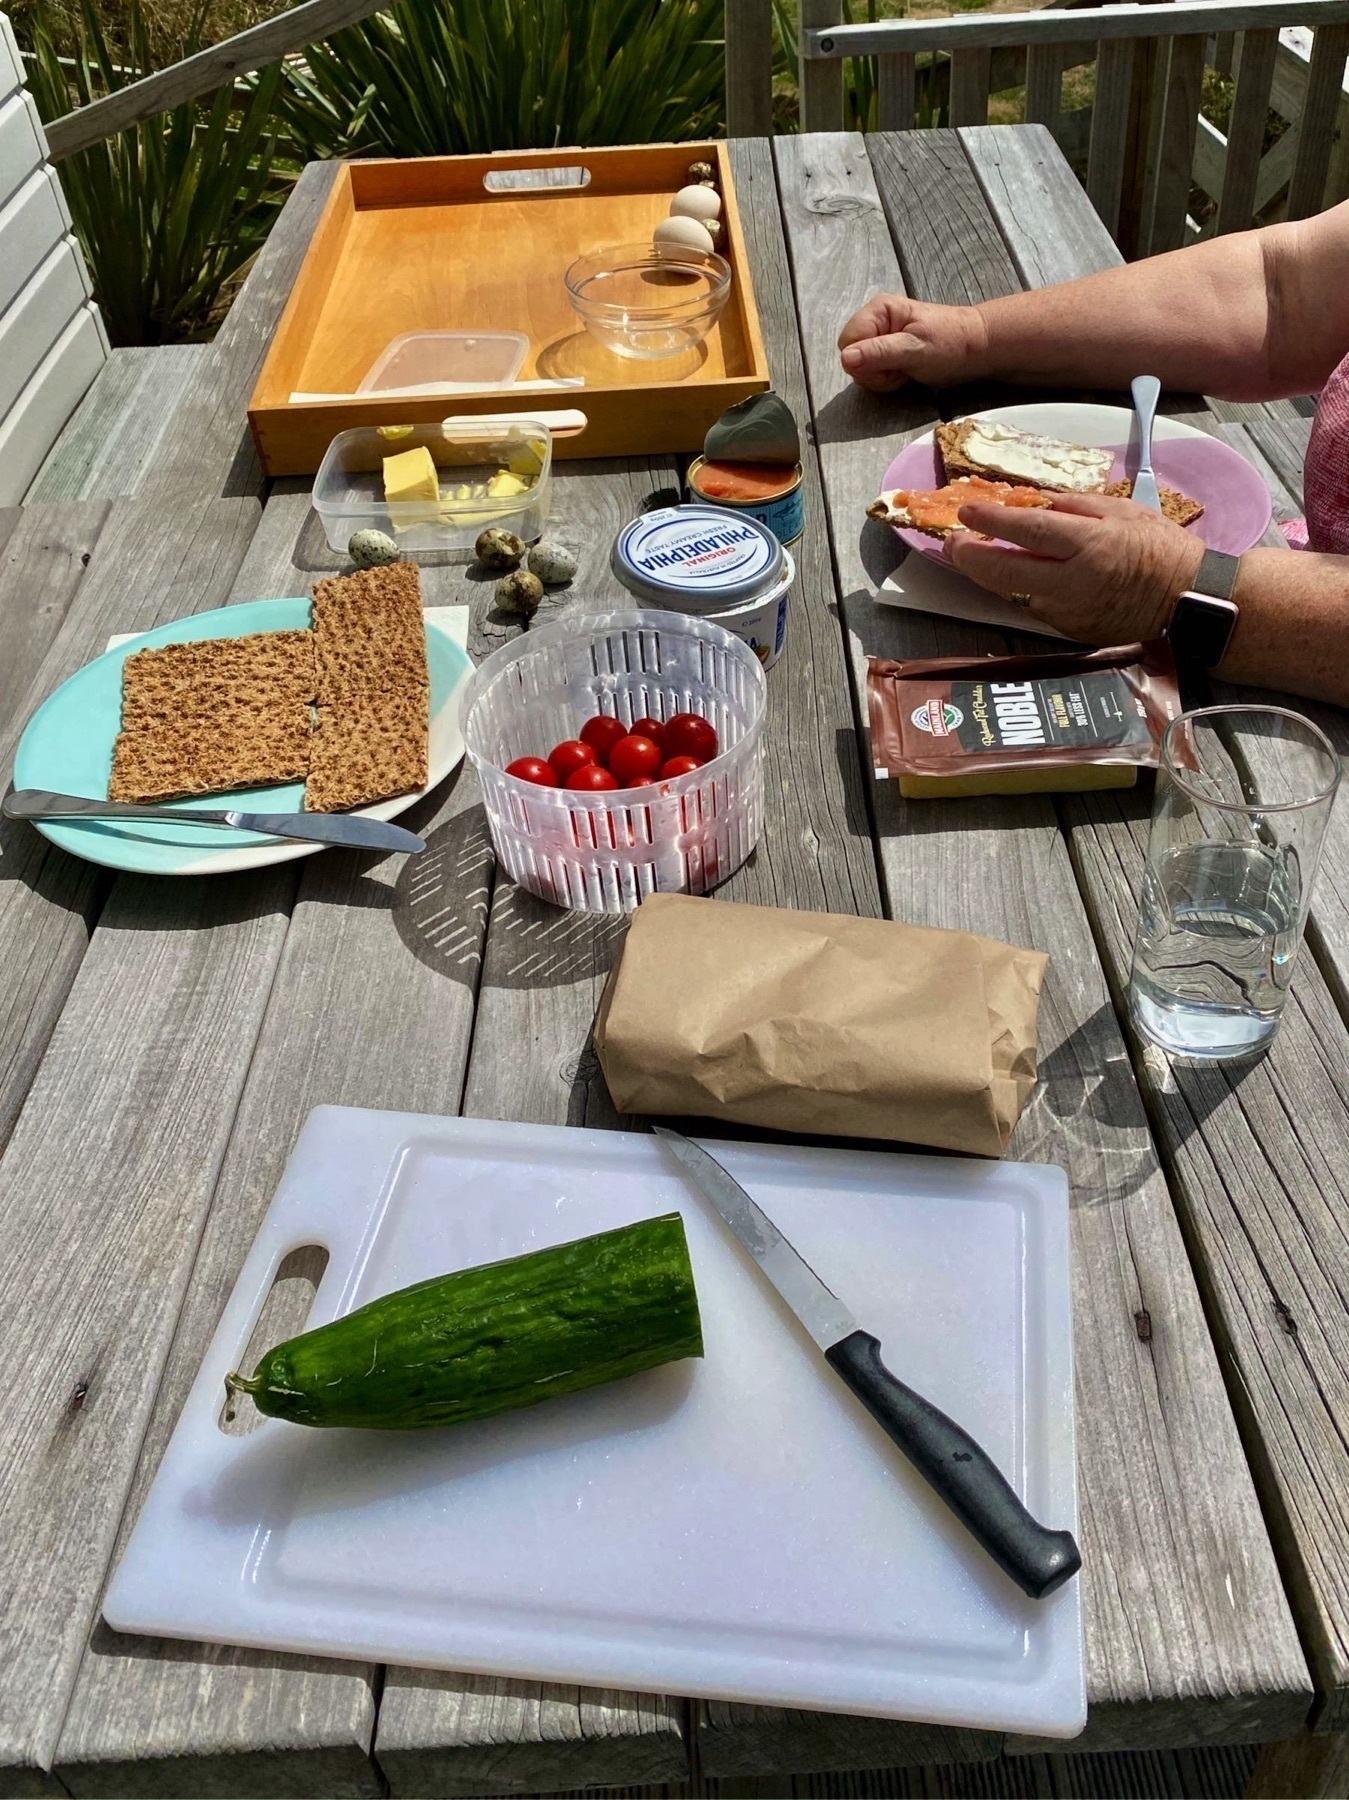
[504,712,720,792]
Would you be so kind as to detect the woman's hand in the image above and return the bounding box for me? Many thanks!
[838,294,991,391]
[946,492,1206,642]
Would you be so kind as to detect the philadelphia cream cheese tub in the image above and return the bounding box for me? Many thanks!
[611,505,794,668]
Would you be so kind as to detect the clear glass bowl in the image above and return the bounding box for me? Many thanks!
[564,242,732,361]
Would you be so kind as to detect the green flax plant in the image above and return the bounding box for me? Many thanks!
[275,0,726,160]
[24,0,289,344]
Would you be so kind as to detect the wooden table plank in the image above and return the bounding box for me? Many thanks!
[375,459,692,1799]
[139,161,341,507]
[0,853,293,1780]
[0,493,260,1164]
[0,500,108,741]
[770,127,1310,1755]
[26,347,206,503]
[49,490,399,1799]
[959,124,1124,287]
[964,124,1349,1735]
[381,135,890,1783]
[694,134,1005,1785]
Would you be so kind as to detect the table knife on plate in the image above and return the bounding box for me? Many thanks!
[653,1126,1081,1599]
[3,788,426,853]
[1130,374,1162,512]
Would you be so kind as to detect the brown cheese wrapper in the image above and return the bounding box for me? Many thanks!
[866,640,1182,797]
[594,893,1047,1158]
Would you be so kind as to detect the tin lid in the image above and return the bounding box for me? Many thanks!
[611,505,785,609]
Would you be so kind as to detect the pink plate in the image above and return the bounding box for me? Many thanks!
[880,430,1274,562]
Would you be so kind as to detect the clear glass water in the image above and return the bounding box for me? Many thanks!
[1131,842,1300,1056]
[1128,707,1341,1061]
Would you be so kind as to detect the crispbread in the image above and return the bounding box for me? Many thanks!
[935,418,1113,493]
[1103,479,1205,526]
[109,703,313,803]
[119,631,316,729]
[867,477,1052,539]
[311,562,427,703]
[304,682,430,812]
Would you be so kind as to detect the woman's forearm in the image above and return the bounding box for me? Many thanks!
[1218,549,1349,705]
[971,206,1349,400]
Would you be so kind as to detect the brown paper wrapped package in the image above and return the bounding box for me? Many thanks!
[594,894,1047,1158]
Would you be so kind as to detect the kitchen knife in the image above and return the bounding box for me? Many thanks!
[3,788,426,854]
[653,1126,1081,1600]
[1130,374,1162,512]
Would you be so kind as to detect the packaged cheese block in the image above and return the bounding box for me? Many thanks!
[867,640,1181,799]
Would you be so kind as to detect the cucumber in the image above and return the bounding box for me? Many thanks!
[225,1213,702,1430]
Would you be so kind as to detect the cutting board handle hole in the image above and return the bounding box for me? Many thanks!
[483,165,592,193]
[217,1244,330,1436]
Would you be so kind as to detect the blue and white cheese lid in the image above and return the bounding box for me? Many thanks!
[611,505,785,611]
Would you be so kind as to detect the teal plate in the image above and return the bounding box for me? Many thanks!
[12,599,471,876]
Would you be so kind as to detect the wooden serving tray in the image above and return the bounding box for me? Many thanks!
[248,141,770,474]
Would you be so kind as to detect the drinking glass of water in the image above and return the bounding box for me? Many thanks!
[1129,706,1341,1060]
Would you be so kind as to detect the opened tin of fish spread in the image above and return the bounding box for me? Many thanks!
[686,456,805,545]
[611,505,793,668]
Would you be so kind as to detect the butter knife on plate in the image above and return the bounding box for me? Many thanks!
[654,1126,1081,1599]
[1129,374,1162,512]
[2,788,426,854]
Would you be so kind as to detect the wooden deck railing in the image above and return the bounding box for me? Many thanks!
[724,0,1349,257]
[36,0,1349,261]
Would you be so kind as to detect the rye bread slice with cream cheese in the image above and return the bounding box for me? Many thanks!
[935,418,1114,493]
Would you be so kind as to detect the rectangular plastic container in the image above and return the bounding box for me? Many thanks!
[312,417,551,555]
[356,330,529,395]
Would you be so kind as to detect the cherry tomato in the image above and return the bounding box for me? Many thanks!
[548,739,597,781]
[565,763,618,792]
[579,715,628,763]
[630,716,666,748]
[660,755,703,779]
[663,712,719,763]
[607,734,663,785]
[505,756,559,787]
[626,775,658,788]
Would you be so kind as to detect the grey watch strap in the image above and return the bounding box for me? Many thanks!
[1190,547,1240,601]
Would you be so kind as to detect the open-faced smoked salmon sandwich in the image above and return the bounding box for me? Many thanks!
[867,475,1053,539]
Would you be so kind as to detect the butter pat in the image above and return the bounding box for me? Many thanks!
[383,445,441,505]
[487,469,529,498]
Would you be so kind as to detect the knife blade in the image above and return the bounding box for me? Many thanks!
[3,788,426,854]
[653,1126,1081,1600]
[1130,373,1162,512]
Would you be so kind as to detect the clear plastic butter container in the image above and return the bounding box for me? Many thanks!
[311,418,552,555]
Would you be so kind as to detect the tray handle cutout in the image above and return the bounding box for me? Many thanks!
[483,165,591,193]
[218,1244,330,1437]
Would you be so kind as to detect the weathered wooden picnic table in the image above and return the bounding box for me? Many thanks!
[2,123,1349,1798]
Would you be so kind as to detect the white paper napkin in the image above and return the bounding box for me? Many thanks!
[876,549,1069,641]
[106,604,471,656]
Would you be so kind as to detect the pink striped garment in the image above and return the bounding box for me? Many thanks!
[1282,350,1349,552]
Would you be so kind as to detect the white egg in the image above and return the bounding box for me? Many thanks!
[652,214,716,254]
[670,183,722,222]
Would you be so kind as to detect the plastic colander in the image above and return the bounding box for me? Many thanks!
[461,609,767,914]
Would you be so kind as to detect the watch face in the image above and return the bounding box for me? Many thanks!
[1169,593,1238,670]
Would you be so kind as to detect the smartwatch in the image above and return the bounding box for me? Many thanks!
[1167,548,1241,670]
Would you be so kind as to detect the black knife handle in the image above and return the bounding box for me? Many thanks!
[825,1330,1080,1600]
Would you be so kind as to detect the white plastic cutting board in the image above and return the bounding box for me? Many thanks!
[105,1108,1084,1736]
